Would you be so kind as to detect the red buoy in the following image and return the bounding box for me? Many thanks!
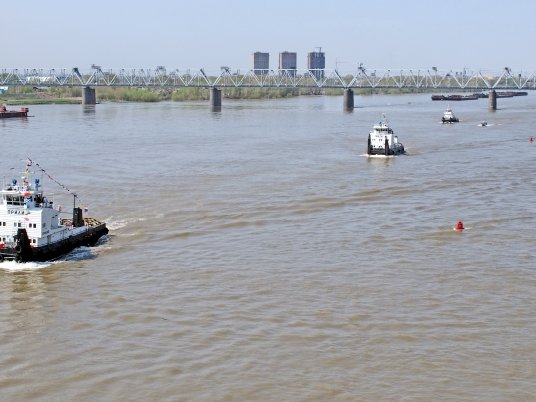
[454,220,464,231]
[23,191,31,198]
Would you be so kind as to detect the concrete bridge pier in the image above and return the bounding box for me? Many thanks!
[82,86,96,105]
[343,88,354,112]
[210,87,222,111]
[488,89,497,110]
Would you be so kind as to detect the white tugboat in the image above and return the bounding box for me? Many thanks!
[367,115,405,156]
[0,159,108,262]
[442,106,459,123]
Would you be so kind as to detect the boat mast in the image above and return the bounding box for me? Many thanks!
[27,157,82,210]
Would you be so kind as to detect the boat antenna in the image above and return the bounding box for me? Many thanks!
[26,157,80,202]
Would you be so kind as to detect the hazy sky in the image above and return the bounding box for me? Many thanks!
[3,0,535,74]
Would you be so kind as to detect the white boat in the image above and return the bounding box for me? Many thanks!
[367,115,405,156]
[0,159,108,262]
[442,106,459,123]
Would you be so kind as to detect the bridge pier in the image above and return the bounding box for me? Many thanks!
[82,86,96,105]
[209,87,222,111]
[343,88,354,112]
[488,89,497,110]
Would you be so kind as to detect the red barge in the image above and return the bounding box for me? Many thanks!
[0,106,29,118]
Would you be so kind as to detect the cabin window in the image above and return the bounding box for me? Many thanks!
[31,239,36,244]
[6,195,24,206]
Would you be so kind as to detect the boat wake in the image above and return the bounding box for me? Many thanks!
[453,226,471,232]
[103,216,146,231]
[0,260,53,271]
[61,246,94,261]
[61,235,111,261]
[361,153,403,158]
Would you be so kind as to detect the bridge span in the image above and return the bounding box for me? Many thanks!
[1,66,534,110]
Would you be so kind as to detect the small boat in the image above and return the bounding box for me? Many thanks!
[442,106,459,123]
[0,159,108,262]
[367,115,405,156]
[0,105,29,119]
[479,121,488,127]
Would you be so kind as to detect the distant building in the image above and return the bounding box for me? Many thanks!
[279,51,297,76]
[253,52,269,75]
[307,49,325,80]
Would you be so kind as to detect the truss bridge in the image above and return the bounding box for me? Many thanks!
[1,66,534,110]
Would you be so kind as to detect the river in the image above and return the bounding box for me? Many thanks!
[1,94,535,401]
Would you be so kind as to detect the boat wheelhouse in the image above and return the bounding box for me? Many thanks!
[0,160,108,262]
[367,115,405,156]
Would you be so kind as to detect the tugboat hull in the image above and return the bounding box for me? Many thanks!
[368,147,405,156]
[0,223,108,262]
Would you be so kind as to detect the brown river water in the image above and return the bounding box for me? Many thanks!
[1,94,535,401]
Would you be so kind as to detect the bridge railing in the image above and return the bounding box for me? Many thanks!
[1,67,536,90]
